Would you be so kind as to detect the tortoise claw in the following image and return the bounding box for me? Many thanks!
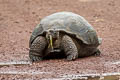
[29,54,43,62]
[67,53,78,61]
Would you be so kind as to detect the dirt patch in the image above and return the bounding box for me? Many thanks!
[0,0,120,79]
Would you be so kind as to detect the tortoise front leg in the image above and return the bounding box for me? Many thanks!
[61,35,78,61]
[29,36,47,62]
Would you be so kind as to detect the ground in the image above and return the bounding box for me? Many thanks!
[0,0,120,80]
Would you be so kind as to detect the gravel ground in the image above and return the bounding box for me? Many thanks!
[0,0,120,79]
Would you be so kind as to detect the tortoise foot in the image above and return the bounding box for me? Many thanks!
[29,54,43,62]
[67,53,78,61]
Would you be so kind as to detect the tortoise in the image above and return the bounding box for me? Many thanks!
[29,12,102,62]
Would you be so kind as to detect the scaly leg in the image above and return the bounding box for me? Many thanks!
[61,35,78,60]
[29,36,47,62]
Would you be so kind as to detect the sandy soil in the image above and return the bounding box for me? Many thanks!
[0,0,120,79]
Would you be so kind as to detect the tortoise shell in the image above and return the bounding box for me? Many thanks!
[29,12,101,47]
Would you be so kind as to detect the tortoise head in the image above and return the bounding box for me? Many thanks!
[45,28,59,50]
[46,28,59,40]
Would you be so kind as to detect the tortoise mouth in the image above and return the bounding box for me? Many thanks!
[50,48,61,53]
[45,30,61,53]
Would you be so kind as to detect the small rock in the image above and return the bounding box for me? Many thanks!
[25,20,29,22]
[0,18,4,21]
[32,12,36,14]
[76,71,80,73]
[26,48,29,50]
[18,31,22,33]
[14,21,19,23]
[0,44,2,47]
[29,31,32,33]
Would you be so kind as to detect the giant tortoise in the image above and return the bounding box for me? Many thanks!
[29,12,102,62]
